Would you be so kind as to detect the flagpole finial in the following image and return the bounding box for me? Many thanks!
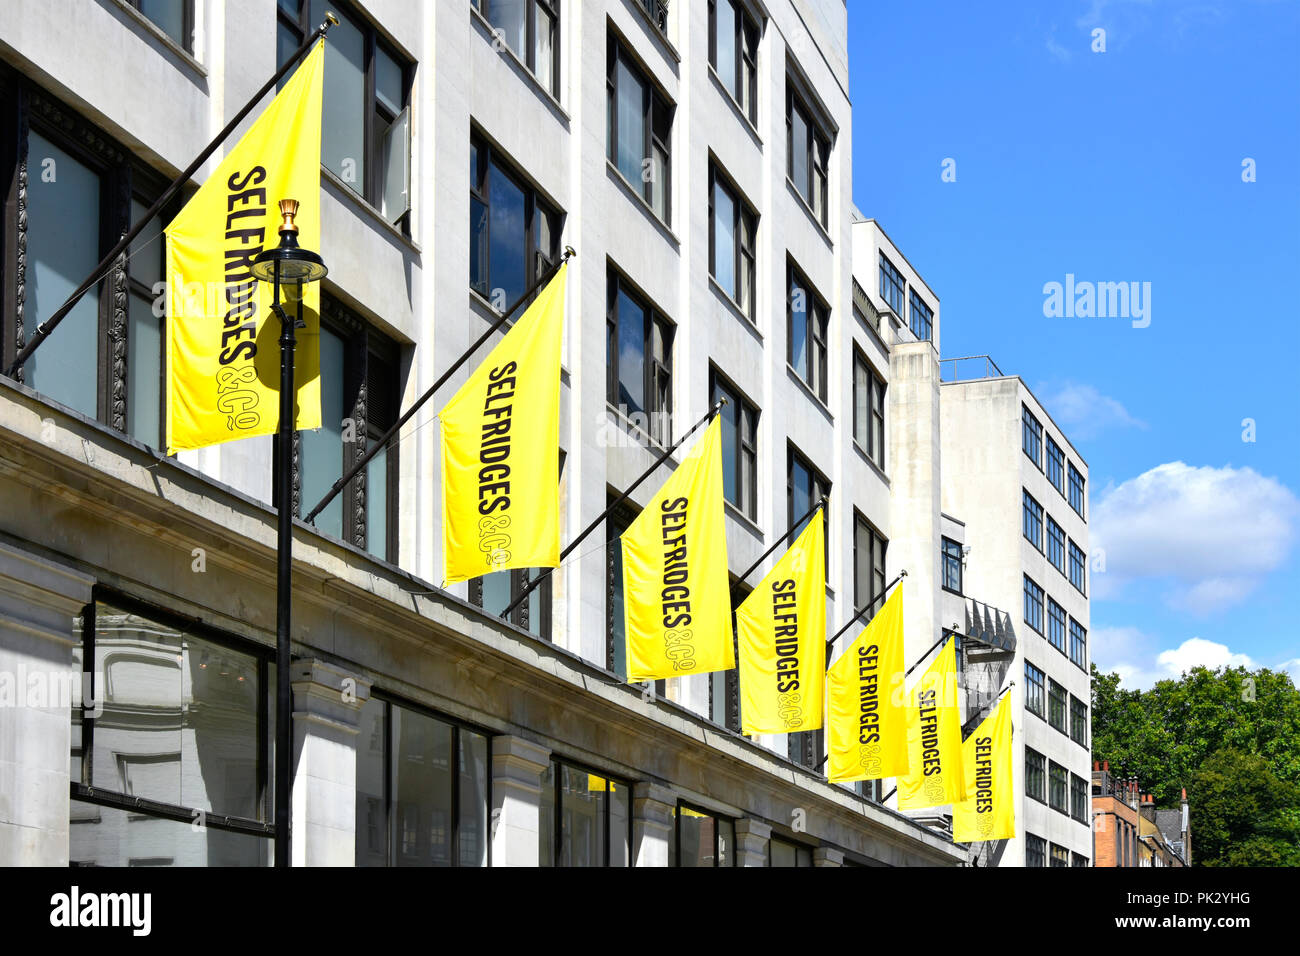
[899,569,908,577]
[563,245,576,260]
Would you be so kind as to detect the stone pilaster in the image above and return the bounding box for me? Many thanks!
[631,782,675,867]
[735,818,772,867]
[491,734,551,866]
[813,846,844,867]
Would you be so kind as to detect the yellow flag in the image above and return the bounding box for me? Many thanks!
[737,510,825,735]
[165,42,325,454]
[953,692,1016,842]
[622,416,732,682]
[826,587,908,783]
[439,264,566,585]
[898,638,967,810]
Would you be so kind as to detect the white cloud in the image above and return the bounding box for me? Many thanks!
[1095,632,1255,689]
[1037,381,1146,441]
[1281,659,1300,688]
[1093,462,1300,613]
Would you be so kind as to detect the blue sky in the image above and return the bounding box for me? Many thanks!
[847,0,1300,687]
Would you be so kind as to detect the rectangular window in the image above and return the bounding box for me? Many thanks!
[854,513,888,617]
[786,84,829,226]
[709,581,745,734]
[1025,662,1045,718]
[355,694,490,866]
[1022,405,1043,469]
[1047,516,1065,573]
[674,803,735,867]
[1073,852,1089,868]
[470,132,563,309]
[769,836,813,867]
[1069,540,1087,595]
[1023,490,1044,550]
[852,348,886,470]
[1046,437,1065,494]
[1047,598,1066,655]
[789,446,831,567]
[1068,462,1086,518]
[473,0,559,96]
[1071,696,1088,746]
[539,760,632,866]
[70,594,272,865]
[1026,833,1047,867]
[607,32,673,223]
[1050,843,1071,867]
[709,162,757,319]
[787,261,828,403]
[279,0,412,225]
[941,538,963,594]
[879,254,905,316]
[908,288,933,342]
[1069,618,1087,670]
[126,0,194,53]
[1049,761,1069,813]
[709,0,759,125]
[607,268,674,446]
[293,298,401,562]
[710,367,758,520]
[470,567,551,641]
[1025,749,1046,803]
[606,494,662,694]
[1024,575,1044,634]
[1048,679,1067,733]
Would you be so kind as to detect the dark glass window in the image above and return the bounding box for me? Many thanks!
[70,594,272,865]
[1025,662,1045,718]
[941,538,963,594]
[1069,618,1087,670]
[852,349,886,469]
[786,84,829,226]
[709,162,757,319]
[787,261,828,403]
[1068,462,1086,518]
[1071,696,1088,746]
[470,132,563,310]
[674,804,735,867]
[607,268,673,446]
[1024,575,1044,634]
[1023,491,1044,550]
[709,0,759,124]
[279,0,412,225]
[908,289,933,341]
[539,760,632,867]
[291,298,401,562]
[1047,597,1066,655]
[1072,851,1089,867]
[1047,516,1066,573]
[709,580,746,734]
[1046,437,1065,494]
[355,694,490,867]
[472,0,559,96]
[854,513,888,617]
[606,494,661,692]
[126,0,194,53]
[879,254,904,315]
[769,836,813,867]
[607,32,673,222]
[1069,540,1087,595]
[1022,405,1043,468]
[1050,843,1071,867]
[1049,761,1069,813]
[1026,833,1046,867]
[1048,679,1067,733]
[789,446,831,566]
[711,367,758,519]
[470,567,552,641]
[1025,749,1046,803]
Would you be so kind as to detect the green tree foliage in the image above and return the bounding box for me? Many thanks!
[1091,663,1300,866]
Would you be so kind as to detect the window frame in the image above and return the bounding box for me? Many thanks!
[786,259,829,403]
[1068,462,1086,518]
[1046,515,1066,573]
[1025,661,1046,718]
[1047,597,1067,655]
[674,801,736,867]
[124,0,195,54]
[708,0,760,126]
[1022,404,1043,470]
[908,288,933,342]
[1024,575,1045,634]
[1070,695,1088,747]
[607,266,674,447]
[710,365,759,520]
[708,160,757,320]
[788,444,831,569]
[1048,678,1067,734]
[472,0,561,97]
[1023,490,1044,551]
[540,756,633,867]
[1069,618,1087,671]
[1049,761,1069,815]
[852,347,886,470]
[1026,833,1047,867]
[854,511,888,619]
[607,31,674,224]
[878,253,905,316]
[1068,539,1087,596]
[1050,843,1071,867]
[1046,436,1065,494]
[785,82,829,226]
[941,537,963,595]
[1025,749,1046,804]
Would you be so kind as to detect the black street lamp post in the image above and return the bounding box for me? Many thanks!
[252,199,328,868]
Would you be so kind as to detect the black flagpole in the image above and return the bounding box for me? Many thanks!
[729,497,828,601]
[498,399,727,622]
[303,247,575,526]
[4,14,338,378]
[823,570,907,653]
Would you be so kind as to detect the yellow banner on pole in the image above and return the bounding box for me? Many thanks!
[736,510,825,735]
[826,588,908,783]
[622,416,733,682]
[165,42,325,454]
[953,692,1016,843]
[439,264,566,585]
[898,637,967,810]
